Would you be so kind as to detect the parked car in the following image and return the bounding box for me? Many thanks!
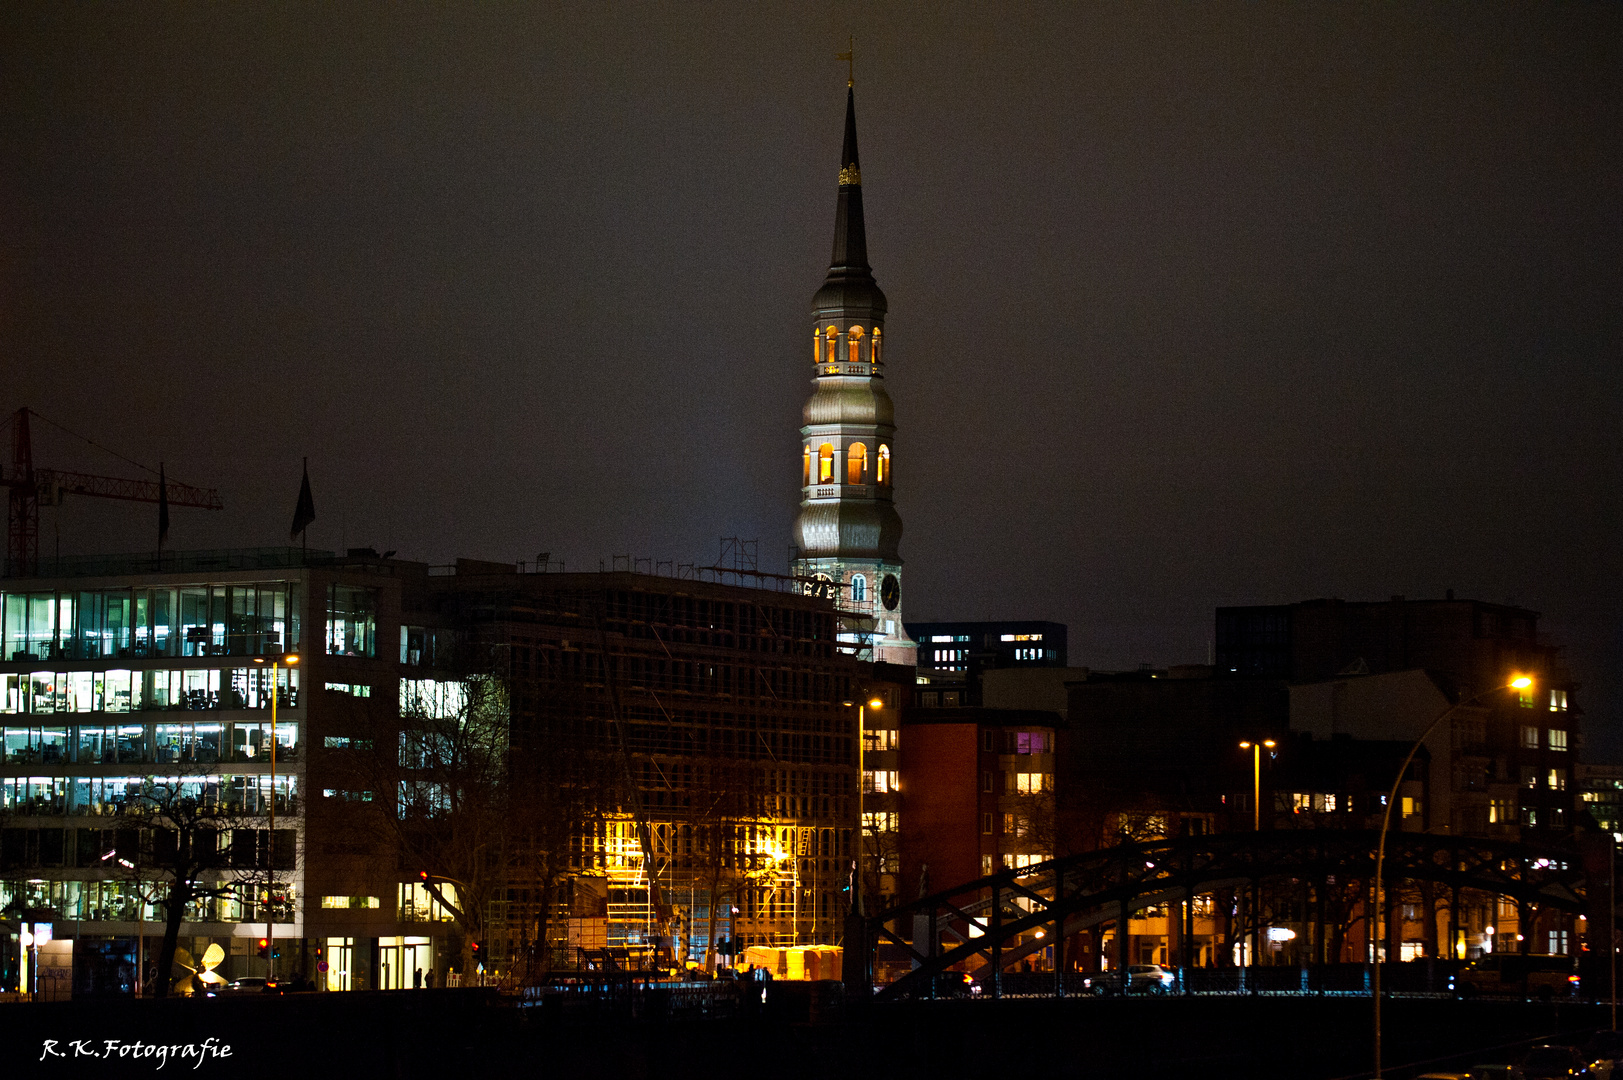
[1582,1031,1623,1079]
[1083,964,1176,995]
[1453,954,1580,1000]
[1470,1067,1528,1080]
[1520,1044,1590,1079]
[225,977,268,993]
[1126,964,1176,992]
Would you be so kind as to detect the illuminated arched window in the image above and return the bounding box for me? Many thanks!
[818,443,835,483]
[813,329,822,365]
[872,327,881,365]
[846,442,867,485]
[851,574,867,604]
[802,446,812,485]
[847,325,864,365]
[877,444,891,484]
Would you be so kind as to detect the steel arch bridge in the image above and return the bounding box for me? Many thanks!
[858,829,1612,1001]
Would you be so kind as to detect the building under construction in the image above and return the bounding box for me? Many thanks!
[412,559,873,973]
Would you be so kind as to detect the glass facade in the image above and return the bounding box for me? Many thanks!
[2,666,298,714]
[0,873,296,923]
[326,585,377,657]
[1,583,300,661]
[0,773,297,815]
[3,718,298,765]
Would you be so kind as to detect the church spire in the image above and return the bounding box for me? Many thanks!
[794,82,913,667]
[816,86,885,323]
[829,86,869,274]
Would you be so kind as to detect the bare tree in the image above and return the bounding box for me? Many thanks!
[119,776,280,998]
[383,670,510,979]
[690,758,766,970]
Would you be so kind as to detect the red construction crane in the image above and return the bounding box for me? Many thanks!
[1,406,223,577]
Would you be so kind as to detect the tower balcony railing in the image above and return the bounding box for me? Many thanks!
[809,484,888,500]
[819,361,879,377]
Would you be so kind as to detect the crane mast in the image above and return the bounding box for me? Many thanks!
[1,407,224,577]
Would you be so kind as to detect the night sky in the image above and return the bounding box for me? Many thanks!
[2,6,1619,745]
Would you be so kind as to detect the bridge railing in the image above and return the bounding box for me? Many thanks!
[861,828,1611,1001]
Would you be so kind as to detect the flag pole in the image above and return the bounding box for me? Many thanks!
[290,457,316,559]
[157,461,170,569]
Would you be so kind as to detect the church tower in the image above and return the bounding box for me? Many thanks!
[793,86,916,666]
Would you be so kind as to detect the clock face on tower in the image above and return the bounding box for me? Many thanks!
[880,574,900,611]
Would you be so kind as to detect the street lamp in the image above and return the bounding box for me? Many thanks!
[1234,738,1277,975]
[1371,675,1531,1078]
[844,695,885,918]
[1237,739,1277,832]
[252,651,298,979]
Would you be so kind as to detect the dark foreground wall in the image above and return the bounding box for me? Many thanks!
[0,988,1609,1080]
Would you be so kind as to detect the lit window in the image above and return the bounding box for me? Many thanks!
[1549,729,1568,752]
[1525,807,1539,827]
[1521,725,1540,749]
[1548,768,1566,791]
[872,327,881,364]
[802,446,811,485]
[1518,687,1536,708]
[863,770,897,794]
[877,444,890,484]
[321,895,380,909]
[1015,732,1049,754]
[981,854,993,875]
[847,325,864,364]
[851,575,867,603]
[326,585,378,657]
[1521,766,1539,789]
[846,442,867,484]
[813,328,822,365]
[1401,796,1420,818]
[818,443,834,482]
[1550,689,1568,712]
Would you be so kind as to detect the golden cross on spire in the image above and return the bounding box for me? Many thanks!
[837,36,853,87]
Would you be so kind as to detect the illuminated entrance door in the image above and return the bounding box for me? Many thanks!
[325,937,354,992]
[373,936,433,989]
[404,937,431,987]
[378,936,401,990]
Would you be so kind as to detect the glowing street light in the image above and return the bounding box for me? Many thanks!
[1372,675,1533,1078]
[844,694,886,918]
[251,651,298,979]
[1237,740,1277,832]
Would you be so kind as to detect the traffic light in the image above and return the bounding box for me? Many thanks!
[257,938,269,959]
[470,940,482,956]
[419,870,430,883]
